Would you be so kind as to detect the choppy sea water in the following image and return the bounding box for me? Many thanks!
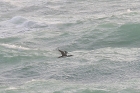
[0,0,140,93]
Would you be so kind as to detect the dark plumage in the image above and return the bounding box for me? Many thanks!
[58,49,73,58]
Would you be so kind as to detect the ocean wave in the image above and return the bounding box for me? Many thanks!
[0,43,30,50]
[76,22,140,48]
[103,23,140,46]
[10,16,27,24]
[9,16,48,28]
[2,79,140,93]
[1,0,140,93]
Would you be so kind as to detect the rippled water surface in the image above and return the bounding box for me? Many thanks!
[0,0,140,93]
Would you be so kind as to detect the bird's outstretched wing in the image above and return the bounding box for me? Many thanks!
[58,49,67,56]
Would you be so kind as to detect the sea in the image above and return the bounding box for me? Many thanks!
[0,0,140,93]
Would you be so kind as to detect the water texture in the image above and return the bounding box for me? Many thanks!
[0,0,140,93]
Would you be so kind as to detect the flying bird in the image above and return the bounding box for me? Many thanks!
[58,49,73,58]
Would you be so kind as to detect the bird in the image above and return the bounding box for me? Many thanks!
[58,49,73,58]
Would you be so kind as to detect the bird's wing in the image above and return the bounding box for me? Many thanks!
[58,50,65,56]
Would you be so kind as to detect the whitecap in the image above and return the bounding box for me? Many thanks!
[0,43,30,50]
[6,87,17,90]
[9,16,48,28]
[22,20,47,28]
[9,16,27,24]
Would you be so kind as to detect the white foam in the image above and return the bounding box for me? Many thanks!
[127,9,131,13]
[0,43,30,50]
[7,87,17,90]
[9,16,48,28]
[22,20,36,28]
[76,47,140,62]
[10,16,27,24]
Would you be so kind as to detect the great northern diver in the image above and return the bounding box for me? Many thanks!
[58,49,73,58]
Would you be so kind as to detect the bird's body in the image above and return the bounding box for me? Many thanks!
[58,49,73,58]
